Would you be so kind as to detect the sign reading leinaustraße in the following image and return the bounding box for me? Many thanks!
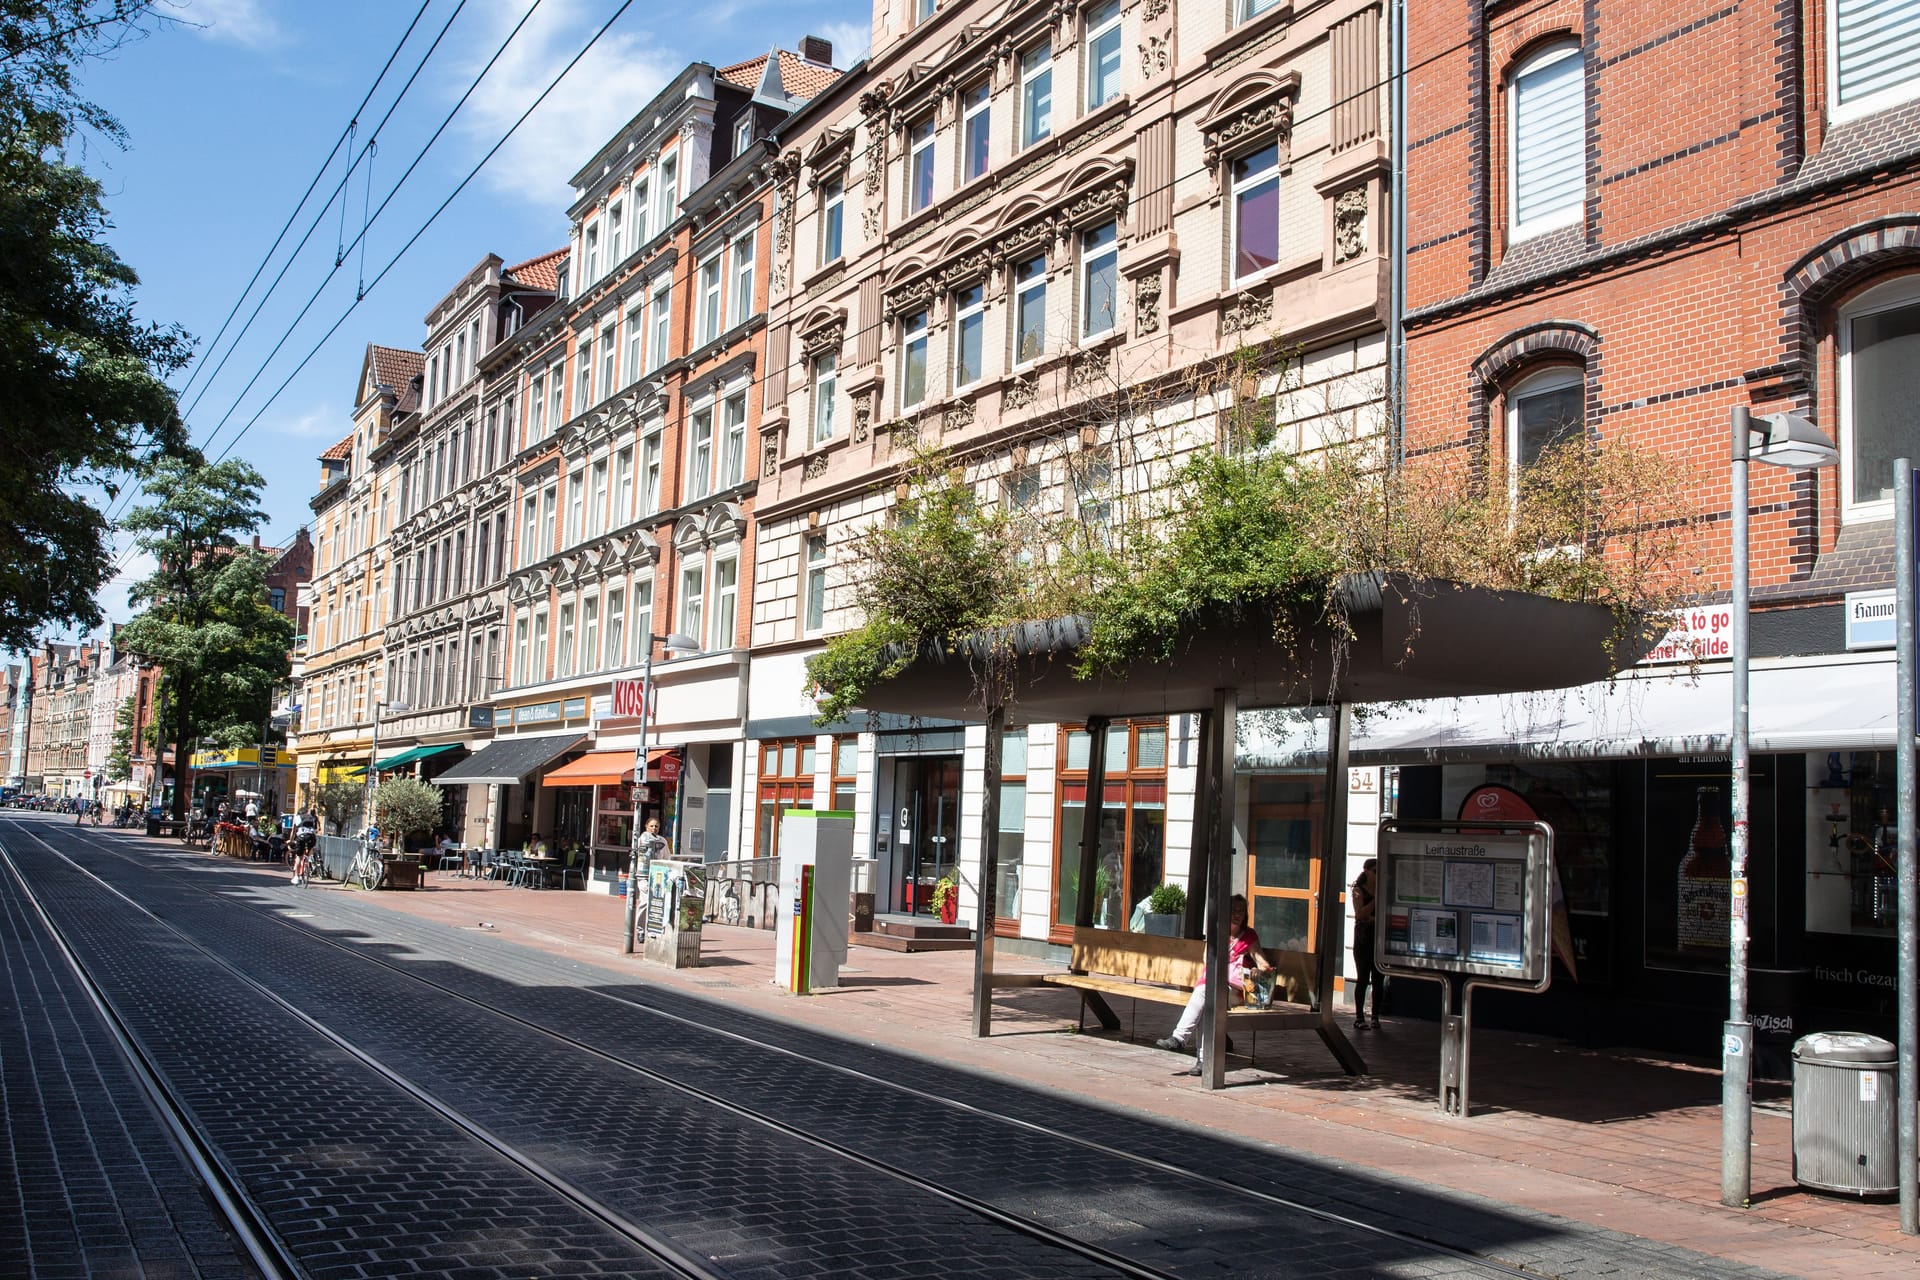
[1640,604,1735,665]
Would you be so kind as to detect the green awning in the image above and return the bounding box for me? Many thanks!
[372,742,463,772]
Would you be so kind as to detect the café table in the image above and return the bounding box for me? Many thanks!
[523,852,559,889]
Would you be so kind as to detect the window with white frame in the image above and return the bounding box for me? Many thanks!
[1839,276,1920,518]
[734,115,754,153]
[512,613,529,686]
[607,202,623,265]
[582,595,600,673]
[574,338,593,411]
[1021,44,1052,148]
[525,608,547,682]
[626,301,644,383]
[633,178,651,246]
[908,116,936,213]
[1080,221,1118,339]
[710,555,738,651]
[642,423,663,512]
[899,309,929,410]
[699,256,723,346]
[1073,446,1115,541]
[1085,0,1122,110]
[953,284,985,390]
[521,494,539,565]
[557,600,576,676]
[731,228,756,325]
[614,445,635,525]
[721,390,748,488]
[584,226,599,282]
[1831,2,1920,120]
[821,178,845,265]
[548,360,565,428]
[529,372,547,440]
[687,403,715,502]
[1506,366,1584,501]
[631,578,654,665]
[605,586,625,670]
[1013,255,1046,366]
[566,467,585,546]
[812,350,838,444]
[599,322,616,399]
[651,280,672,367]
[590,457,609,535]
[679,562,705,647]
[916,0,936,19]
[1508,41,1584,240]
[804,534,828,632]
[541,480,558,557]
[962,82,990,183]
[1240,0,1282,18]
[656,152,678,227]
[1231,142,1282,281]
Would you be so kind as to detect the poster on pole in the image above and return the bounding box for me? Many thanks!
[1377,820,1554,989]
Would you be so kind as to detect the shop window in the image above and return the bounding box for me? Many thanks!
[831,735,859,811]
[1053,719,1166,942]
[995,729,1028,938]
[756,737,817,859]
[1807,751,1898,937]
[1838,276,1920,519]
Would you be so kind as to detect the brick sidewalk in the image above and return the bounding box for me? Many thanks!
[311,867,1920,1279]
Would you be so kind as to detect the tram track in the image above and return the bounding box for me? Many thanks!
[14,815,1562,1279]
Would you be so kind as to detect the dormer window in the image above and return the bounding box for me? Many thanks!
[734,116,754,153]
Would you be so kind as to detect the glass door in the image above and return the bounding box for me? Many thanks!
[894,756,962,914]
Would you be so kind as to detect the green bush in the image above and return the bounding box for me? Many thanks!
[373,776,444,845]
[1147,882,1187,915]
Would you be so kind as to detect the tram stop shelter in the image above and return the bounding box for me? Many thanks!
[848,573,1653,1089]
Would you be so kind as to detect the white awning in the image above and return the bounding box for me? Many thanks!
[1237,654,1895,767]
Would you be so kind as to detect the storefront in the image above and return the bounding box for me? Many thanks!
[188,745,297,817]
[431,732,585,854]
[538,747,682,892]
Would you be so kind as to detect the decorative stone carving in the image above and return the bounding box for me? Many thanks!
[1142,0,1169,17]
[1139,33,1169,77]
[1134,274,1162,334]
[1201,84,1298,172]
[859,87,892,199]
[1069,353,1108,392]
[883,275,937,320]
[771,263,789,298]
[945,399,976,431]
[853,393,873,443]
[862,205,883,240]
[803,453,829,480]
[1222,289,1273,334]
[762,435,780,478]
[800,317,846,361]
[1004,377,1038,409]
[1334,187,1369,263]
[887,421,918,453]
[769,150,802,255]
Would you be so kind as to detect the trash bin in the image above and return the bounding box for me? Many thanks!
[1791,1032,1898,1196]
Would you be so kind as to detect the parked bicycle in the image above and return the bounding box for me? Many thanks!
[345,830,384,891]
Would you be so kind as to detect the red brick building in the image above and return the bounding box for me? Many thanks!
[1381,1,1920,1063]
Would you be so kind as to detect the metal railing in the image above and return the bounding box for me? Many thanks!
[314,835,362,880]
[701,855,778,931]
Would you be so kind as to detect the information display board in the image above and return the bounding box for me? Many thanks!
[1377,820,1553,988]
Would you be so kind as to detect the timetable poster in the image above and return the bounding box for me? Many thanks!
[1379,829,1543,982]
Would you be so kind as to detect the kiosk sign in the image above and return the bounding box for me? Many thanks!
[1378,821,1553,989]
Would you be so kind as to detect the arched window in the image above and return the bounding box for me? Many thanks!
[1838,275,1920,520]
[1505,365,1584,499]
[1508,41,1584,241]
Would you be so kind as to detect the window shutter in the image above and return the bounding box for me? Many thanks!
[1837,0,1920,106]
[1512,47,1584,232]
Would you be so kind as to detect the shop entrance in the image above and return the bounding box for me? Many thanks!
[890,755,962,915]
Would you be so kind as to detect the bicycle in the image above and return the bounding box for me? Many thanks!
[346,840,385,891]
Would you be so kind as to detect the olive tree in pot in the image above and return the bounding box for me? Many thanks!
[373,776,445,856]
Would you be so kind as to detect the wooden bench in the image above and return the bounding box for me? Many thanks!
[999,926,1320,1035]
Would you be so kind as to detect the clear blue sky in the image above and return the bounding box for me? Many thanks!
[74,0,869,630]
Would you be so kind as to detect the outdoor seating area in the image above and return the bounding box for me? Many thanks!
[437,847,589,891]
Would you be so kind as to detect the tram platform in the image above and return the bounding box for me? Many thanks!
[176,847,1920,1278]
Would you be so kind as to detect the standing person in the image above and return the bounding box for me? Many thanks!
[1351,858,1381,1030]
[1156,894,1271,1057]
[244,795,259,822]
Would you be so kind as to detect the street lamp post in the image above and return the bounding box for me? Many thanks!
[363,701,409,839]
[623,631,696,955]
[1724,405,1838,1209]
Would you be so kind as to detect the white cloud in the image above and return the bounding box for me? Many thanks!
[268,406,340,441]
[176,0,283,50]
[454,0,675,208]
[813,18,869,66]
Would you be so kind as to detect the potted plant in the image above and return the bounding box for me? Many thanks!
[931,874,960,924]
[1140,882,1186,936]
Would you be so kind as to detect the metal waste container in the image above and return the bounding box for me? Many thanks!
[1791,1032,1897,1196]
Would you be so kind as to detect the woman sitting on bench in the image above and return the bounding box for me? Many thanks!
[1156,893,1271,1055]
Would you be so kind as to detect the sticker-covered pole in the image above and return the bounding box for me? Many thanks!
[1722,404,1753,1209]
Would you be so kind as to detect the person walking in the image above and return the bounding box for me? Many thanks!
[1351,858,1381,1030]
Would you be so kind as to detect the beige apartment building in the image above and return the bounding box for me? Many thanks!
[748,0,1390,951]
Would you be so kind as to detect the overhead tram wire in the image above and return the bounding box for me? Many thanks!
[102,0,1542,583]
[211,0,641,470]
[100,0,463,530]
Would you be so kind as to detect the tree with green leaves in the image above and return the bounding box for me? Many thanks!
[373,776,446,850]
[105,694,136,782]
[117,456,292,820]
[1,2,191,651]
[312,779,364,838]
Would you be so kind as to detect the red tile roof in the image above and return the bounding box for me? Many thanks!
[321,434,353,462]
[505,248,566,294]
[718,49,843,101]
[369,344,423,390]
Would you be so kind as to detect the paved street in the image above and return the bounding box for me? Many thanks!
[4,814,1914,1278]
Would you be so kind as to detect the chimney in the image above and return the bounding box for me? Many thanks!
[252,534,262,550]
[799,34,833,65]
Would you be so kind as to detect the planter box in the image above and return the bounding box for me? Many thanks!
[1141,912,1183,937]
[381,857,423,890]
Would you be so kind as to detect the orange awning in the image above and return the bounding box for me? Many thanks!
[540,750,634,788]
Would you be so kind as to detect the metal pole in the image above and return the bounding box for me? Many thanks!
[971,705,1005,1038]
[1895,462,1917,1235]
[623,639,656,955]
[1201,688,1236,1090]
[365,707,381,838]
[1723,405,1753,1209]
